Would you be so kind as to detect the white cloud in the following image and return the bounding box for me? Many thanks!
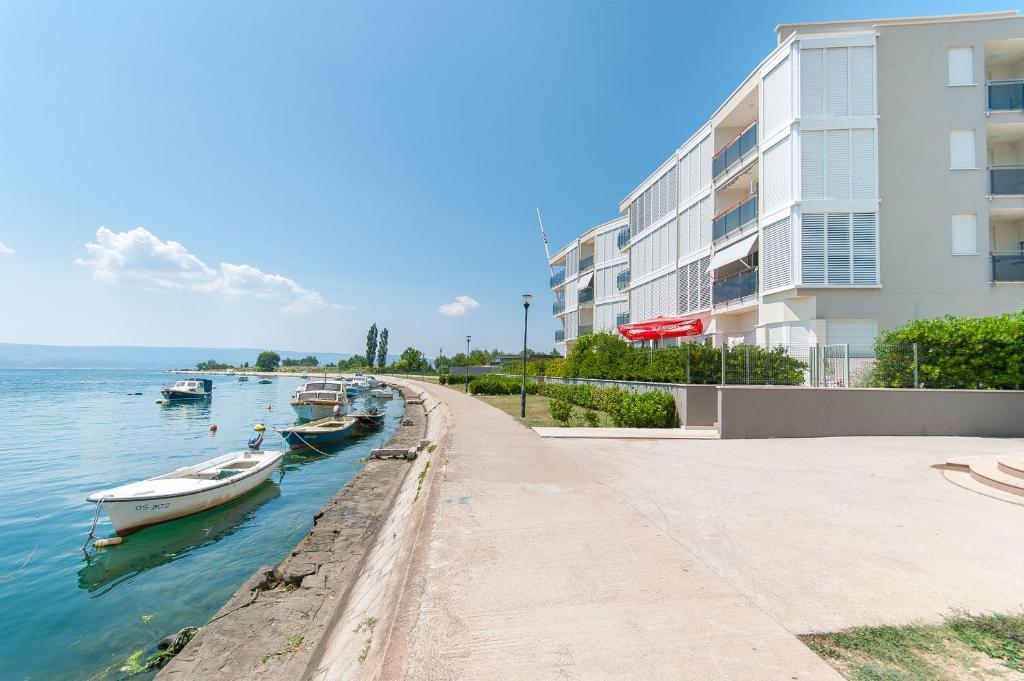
[75,226,340,314]
[438,295,480,317]
[0,242,13,256]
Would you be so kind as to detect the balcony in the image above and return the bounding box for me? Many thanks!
[712,122,757,181]
[616,312,630,326]
[713,268,758,306]
[616,268,630,290]
[555,328,565,343]
[578,324,593,336]
[578,288,594,306]
[988,80,1024,111]
[712,194,758,243]
[550,269,565,288]
[993,252,1024,281]
[990,166,1024,195]
[553,300,565,315]
[579,255,595,273]
[616,226,631,249]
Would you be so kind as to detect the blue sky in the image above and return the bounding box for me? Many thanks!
[0,0,999,357]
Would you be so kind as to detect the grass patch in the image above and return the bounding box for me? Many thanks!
[472,394,613,429]
[801,612,1024,680]
[414,461,430,502]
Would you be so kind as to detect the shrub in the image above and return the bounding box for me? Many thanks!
[549,399,573,424]
[582,410,599,427]
[870,313,1024,389]
[608,391,679,428]
[470,374,535,395]
[439,372,479,387]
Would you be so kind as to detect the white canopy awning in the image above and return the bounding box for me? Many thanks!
[577,271,594,289]
[707,233,758,272]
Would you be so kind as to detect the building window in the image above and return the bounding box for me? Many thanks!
[950,130,976,169]
[951,214,978,255]
[948,47,974,86]
[801,212,878,285]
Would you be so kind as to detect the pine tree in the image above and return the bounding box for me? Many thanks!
[376,328,389,368]
[365,323,378,367]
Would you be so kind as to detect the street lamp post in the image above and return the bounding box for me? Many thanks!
[520,294,532,418]
[465,335,471,393]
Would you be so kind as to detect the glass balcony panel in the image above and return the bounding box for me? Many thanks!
[989,81,1024,111]
[555,329,565,342]
[712,194,758,242]
[549,270,565,288]
[553,300,565,314]
[578,324,593,336]
[579,255,594,272]
[617,226,630,249]
[616,268,630,290]
[578,288,594,305]
[712,123,758,180]
[990,166,1024,195]
[712,268,758,305]
[993,252,1024,281]
[616,312,630,326]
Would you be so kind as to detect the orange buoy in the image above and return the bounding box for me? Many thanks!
[209,424,218,432]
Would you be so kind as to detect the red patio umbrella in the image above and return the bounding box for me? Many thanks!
[617,315,706,342]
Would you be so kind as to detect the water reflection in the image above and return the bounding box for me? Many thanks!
[77,481,281,594]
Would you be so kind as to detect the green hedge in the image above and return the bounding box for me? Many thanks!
[469,374,538,395]
[870,313,1024,389]
[438,372,479,386]
[533,381,678,428]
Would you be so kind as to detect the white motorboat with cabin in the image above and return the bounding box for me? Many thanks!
[290,379,349,420]
[161,378,213,401]
[370,386,394,399]
[85,448,285,536]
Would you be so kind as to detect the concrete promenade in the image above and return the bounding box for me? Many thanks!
[382,382,845,680]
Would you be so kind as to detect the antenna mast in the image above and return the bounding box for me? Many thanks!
[536,208,555,275]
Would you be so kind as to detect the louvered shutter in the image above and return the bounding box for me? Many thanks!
[801,48,824,118]
[801,130,825,200]
[850,46,874,115]
[825,48,849,116]
[762,138,791,213]
[852,213,878,283]
[826,129,850,200]
[698,256,711,309]
[826,213,852,284]
[699,136,711,189]
[698,197,711,249]
[801,214,825,284]
[851,130,875,199]
[763,57,791,138]
[762,217,792,291]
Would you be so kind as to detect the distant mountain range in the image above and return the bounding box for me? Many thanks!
[0,344,357,370]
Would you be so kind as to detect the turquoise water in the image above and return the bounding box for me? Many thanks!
[0,369,402,680]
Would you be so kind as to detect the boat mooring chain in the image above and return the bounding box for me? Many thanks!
[82,495,108,553]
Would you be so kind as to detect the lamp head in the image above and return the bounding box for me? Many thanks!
[522,293,533,307]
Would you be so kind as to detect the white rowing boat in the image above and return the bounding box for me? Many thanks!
[85,449,286,536]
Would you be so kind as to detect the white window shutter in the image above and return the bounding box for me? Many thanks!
[801,130,825,200]
[763,57,791,137]
[826,129,850,200]
[801,48,824,118]
[699,197,711,250]
[762,137,792,213]
[849,46,875,115]
[951,214,978,254]
[762,217,793,291]
[851,130,876,199]
[825,48,850,117]
[801,213,826,284]
[852,213,878,284]
[826,213,852,284]
[948,47,974,86]
[950,130,976,169]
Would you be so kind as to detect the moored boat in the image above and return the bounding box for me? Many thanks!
[161,378,213,401]
[290,380,348,420]
[85,449,285,536]
[257,378,272,384]
[370,386,394,399]
[238,375,249,382]
[350,407,386,429]
[279,416,357,450]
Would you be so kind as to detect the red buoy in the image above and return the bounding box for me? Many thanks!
[210,424,218,432]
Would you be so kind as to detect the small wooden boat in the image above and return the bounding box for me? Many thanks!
[370,386,394,399]
[161,378,213,401]
[86,449,285,536]
[350,407,385,429]
[279,416,357,450]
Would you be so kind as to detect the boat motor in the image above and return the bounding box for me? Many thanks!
[249,423,265,451]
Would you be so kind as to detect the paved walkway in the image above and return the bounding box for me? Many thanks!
[391,383,843,680]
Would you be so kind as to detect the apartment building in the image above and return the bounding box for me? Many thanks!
[550,11,1024,357]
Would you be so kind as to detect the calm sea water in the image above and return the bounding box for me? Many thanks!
[0,369,402,681]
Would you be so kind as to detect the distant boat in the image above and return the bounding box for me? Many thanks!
[257,378,272,385]
[279,416,357,450]
[238,375,249,382]
[85,449,285,536]
[161,378,213,401]
[225,370,235,376]
[370,386,394,399]
[345,384,361,396]
[290,380,348,420]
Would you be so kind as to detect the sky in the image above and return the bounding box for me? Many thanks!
[0,0,1002,358]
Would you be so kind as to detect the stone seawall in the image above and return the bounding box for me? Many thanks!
[157,382,442,680]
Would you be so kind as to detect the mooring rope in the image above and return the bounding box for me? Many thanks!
[274,427,335,458]
[82,496,107,552]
